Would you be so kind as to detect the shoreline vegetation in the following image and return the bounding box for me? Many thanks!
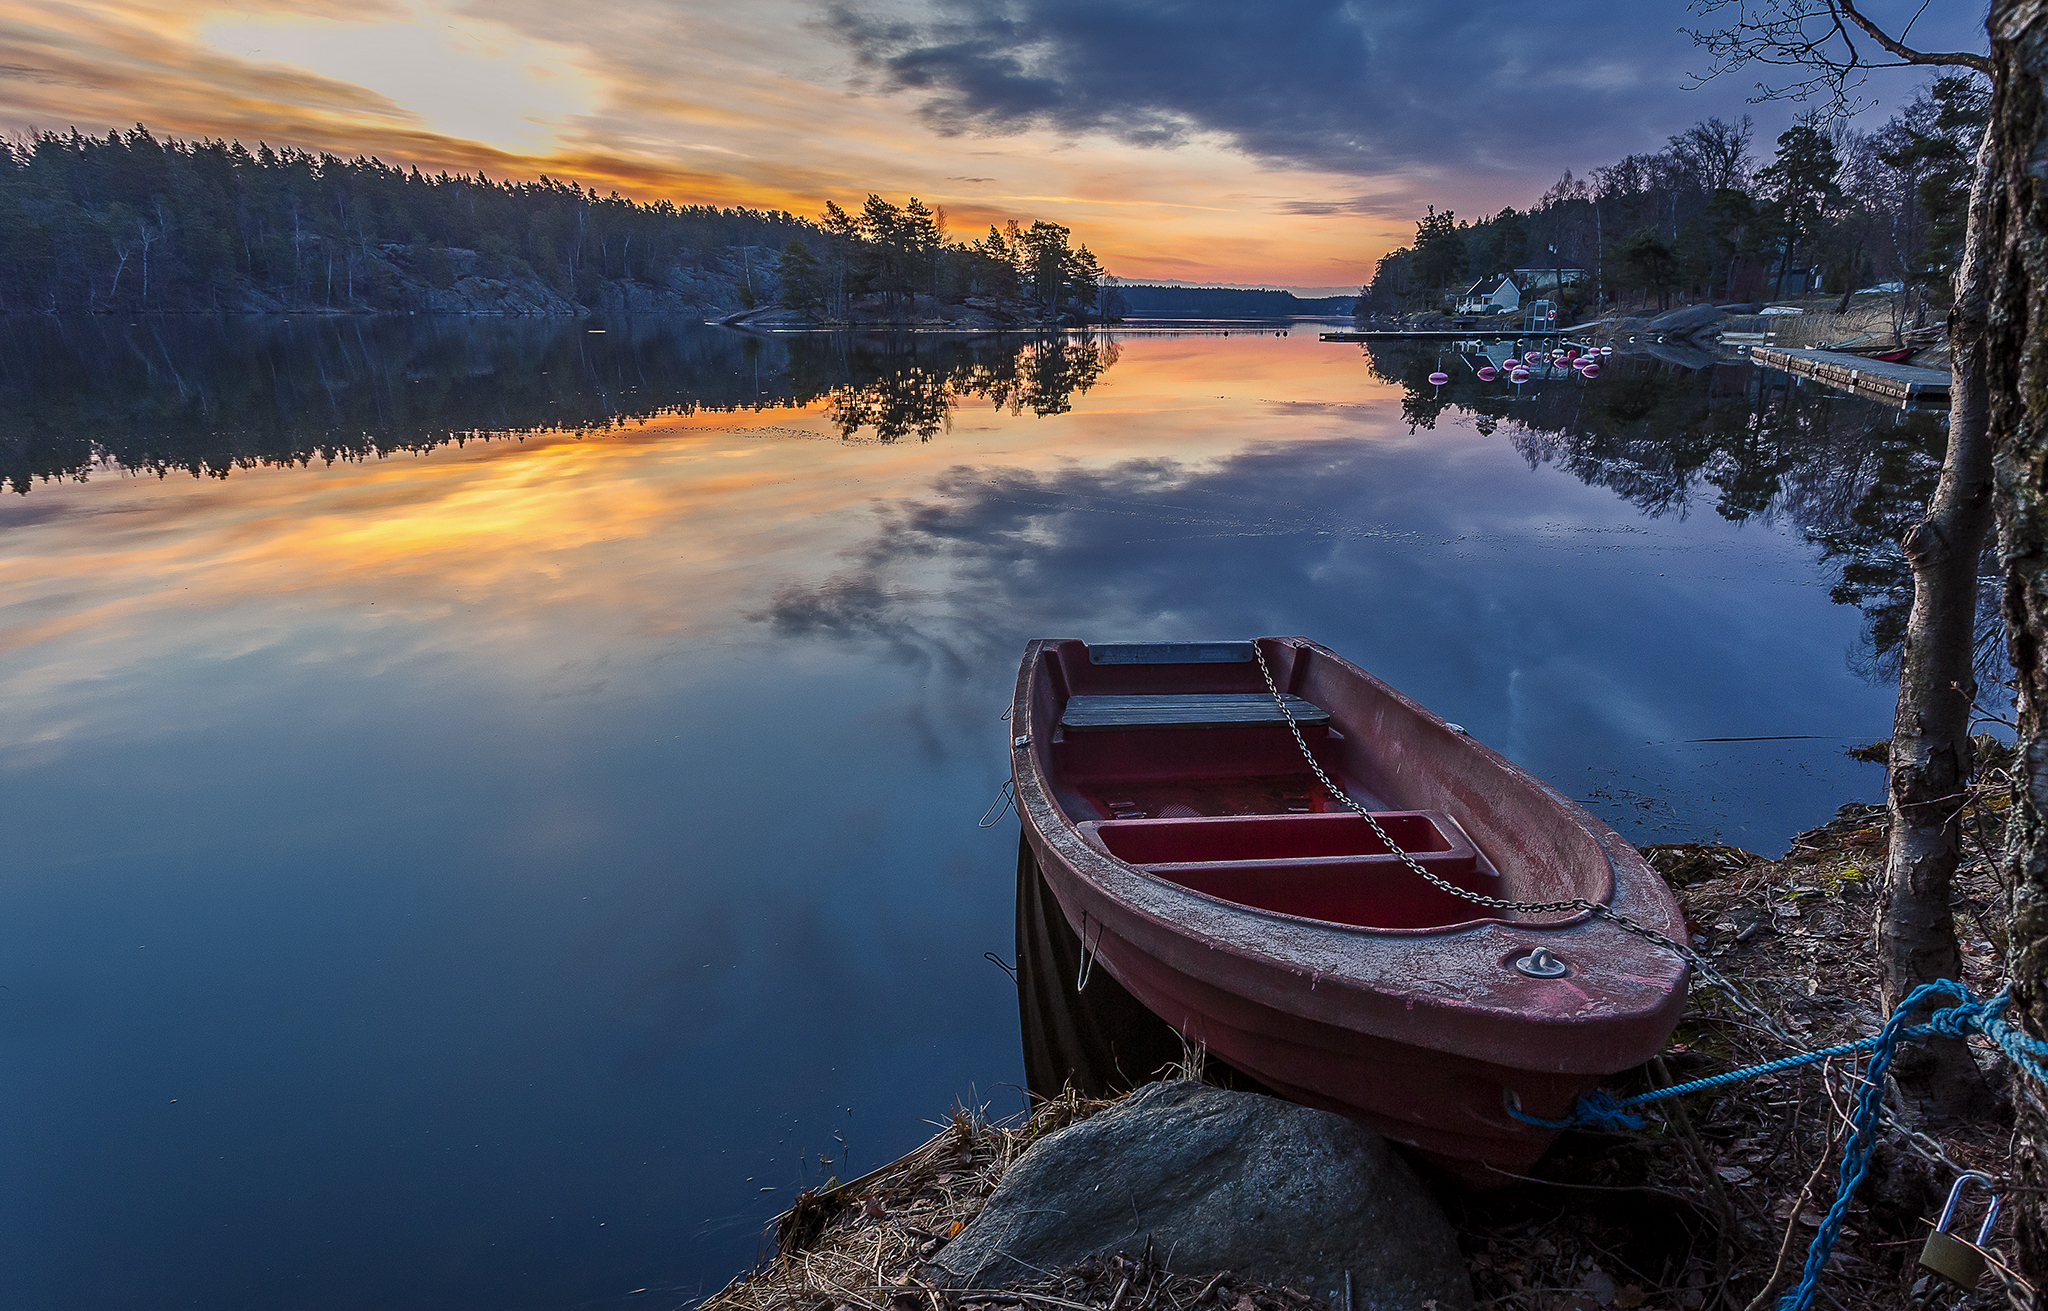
[725,781,2020,1311]
[1356,79,1985,341]
[0,126,1355,327]
[0,126,1104,324]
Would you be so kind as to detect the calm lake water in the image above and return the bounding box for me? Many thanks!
[0,315,1929,1310]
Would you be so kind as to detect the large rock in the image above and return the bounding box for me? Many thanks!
[1645,304,1725,338]
[928,1081,1471,1311]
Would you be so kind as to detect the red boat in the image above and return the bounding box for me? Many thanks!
[1008,637,1689,1181]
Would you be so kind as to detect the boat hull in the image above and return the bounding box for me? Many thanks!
[1010,637,1689,1181]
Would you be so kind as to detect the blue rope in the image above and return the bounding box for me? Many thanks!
[1507,980,2048,1311]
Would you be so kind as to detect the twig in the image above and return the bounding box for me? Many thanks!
[1475,1163,1717,1211]
[1652,1056,1739,1311]
[1740,1150,1839,1311]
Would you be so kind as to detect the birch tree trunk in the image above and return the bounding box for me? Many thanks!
[1879,120,1999,1120]
[1983,0,2048,1286]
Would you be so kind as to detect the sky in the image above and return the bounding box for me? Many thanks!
[0,0,1991,290]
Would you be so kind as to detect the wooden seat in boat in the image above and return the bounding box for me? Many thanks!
[1060,693,1331,733]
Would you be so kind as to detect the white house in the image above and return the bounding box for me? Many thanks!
[1456,274,1521,315]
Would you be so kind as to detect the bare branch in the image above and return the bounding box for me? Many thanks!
[1839,0,1995,73]
[1685,0,1992,118]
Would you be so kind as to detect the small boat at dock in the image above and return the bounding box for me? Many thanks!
[1008,637,1689,1181]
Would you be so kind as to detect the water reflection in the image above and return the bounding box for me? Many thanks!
[824,337,1118,441]
[0,319,1120,491]
[1015,833,1267,1099]
[0,322,1911,1311]
[1356,340,1975,683]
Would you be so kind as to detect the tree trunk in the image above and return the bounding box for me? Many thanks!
[1880,119,1999,1121]
[1984,0,2048,1289]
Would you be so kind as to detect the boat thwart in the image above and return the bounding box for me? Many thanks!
[1008,637,1689,1180]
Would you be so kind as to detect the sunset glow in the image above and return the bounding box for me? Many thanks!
[0,0,1971,288]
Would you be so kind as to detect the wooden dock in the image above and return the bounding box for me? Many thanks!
[1750,346,1951,407]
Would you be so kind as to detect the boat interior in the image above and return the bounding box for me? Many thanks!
[1035,640,1505,931]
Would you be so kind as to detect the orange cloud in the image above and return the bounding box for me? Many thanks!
[0,0,1398,286]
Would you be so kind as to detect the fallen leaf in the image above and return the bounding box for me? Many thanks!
[1716,1165,1753,1184]
[946,1220,964,1238]
[1800,1210,1828,1227]
[1614,1286,1646,1310]
[1233,1296,1257,1311]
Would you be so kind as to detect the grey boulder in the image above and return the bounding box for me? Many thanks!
[927,1081,1471,1311]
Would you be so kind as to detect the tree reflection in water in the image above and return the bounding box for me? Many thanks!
[0,318,1120,491]
[1362,341,1985,685]
[823,335,1119,441]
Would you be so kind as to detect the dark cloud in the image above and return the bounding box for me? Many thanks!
[825,0,1987,196]
[1270,195,1413,217]
[0,63,93,87]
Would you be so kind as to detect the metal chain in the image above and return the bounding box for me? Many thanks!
[1249,643,1783,1035]
[1248,643,1966,1173]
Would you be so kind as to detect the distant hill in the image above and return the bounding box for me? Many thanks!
[1113,285,1356,319]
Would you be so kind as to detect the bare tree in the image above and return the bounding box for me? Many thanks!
[1685,0,1998,1121]
[1687,2,2048,1294]
[1668,115,1757,194]
[1685,0,1991,115]
[1977,2,2048,1281]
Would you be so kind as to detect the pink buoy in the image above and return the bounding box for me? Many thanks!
[1525,351,1542,364]
[1582,364,1600,378]
[1477,366,1497,381]
[1510,367,1530,382]
[1428,371,1450,386]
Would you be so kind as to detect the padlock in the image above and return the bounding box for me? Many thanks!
[1918,1172,2001,1288]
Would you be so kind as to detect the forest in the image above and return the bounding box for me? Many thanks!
[1357,75,1987,318]
[776,194,1107,324]
[0,126,1109,321]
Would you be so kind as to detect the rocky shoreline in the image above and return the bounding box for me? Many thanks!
[717,791,2018,1311]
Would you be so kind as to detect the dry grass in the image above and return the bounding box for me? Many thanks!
[1453,773,2021,1311]
[702,1090,1114,1311]
[703,1081,1339,1311]
[1743,296,1918,349]
[714,783,2024,1311]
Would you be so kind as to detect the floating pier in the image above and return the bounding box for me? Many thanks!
[1750,346,1951,408]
